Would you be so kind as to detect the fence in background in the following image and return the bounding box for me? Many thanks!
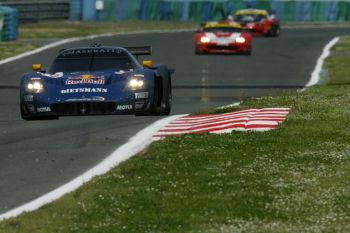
[0,6,18,41]
[69,0,350,22]
[0,0,69,23]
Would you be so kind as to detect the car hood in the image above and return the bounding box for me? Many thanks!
[39,71,131,86]
[204,32,242,39]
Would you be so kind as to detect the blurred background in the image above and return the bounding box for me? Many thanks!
[0,0,349,41]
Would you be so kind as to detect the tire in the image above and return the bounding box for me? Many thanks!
[135,66,171,116]
[274,25,281,37]
[160,76,172,115]
[135,76,160,116]
[154,65,172,115]
[271,25,280,37]
[151,77,161,115]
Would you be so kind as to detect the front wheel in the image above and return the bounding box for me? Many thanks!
[134,76,161,116]
[160,78,172,115]
[270,25,280,37]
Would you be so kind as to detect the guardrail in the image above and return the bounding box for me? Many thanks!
[69,0,350,22]
[0,0,69,23]
[0,6,18,41]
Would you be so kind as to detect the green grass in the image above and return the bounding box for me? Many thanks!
[0,21,197,60]
[0,41,39,60]
[1,31,350,233]
[18,21,197,39]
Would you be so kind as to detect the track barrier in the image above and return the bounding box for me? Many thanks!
[69,0,350,22]
[0,6,18,41]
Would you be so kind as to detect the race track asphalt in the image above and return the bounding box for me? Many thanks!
[0,27,348,214]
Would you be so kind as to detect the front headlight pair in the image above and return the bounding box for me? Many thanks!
[201,36,246,44]
[26,80,44,93]
[128,78,145,90]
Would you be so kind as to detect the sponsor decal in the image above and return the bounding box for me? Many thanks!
[135,92,148,99]
[61,88,107,94]
[37,107,51,113]
[42,72,63,78]
[134,74,144,77]
[24,95,34,102]
[116,105,133,110]
[65,74,105,85]
[66,96,106,102]
[61,48,124,56]
[135,101,145,109]
[27,104,35,113]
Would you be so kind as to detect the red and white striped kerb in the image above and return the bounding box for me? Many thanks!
[152,108,290,141]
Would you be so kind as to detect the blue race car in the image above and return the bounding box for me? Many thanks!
[20,44,173,120]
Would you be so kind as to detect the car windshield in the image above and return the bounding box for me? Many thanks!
[49,49,139,73]
[235,14,266,23]
[204,27,242,33]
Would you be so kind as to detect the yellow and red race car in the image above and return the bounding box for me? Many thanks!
[194,21,252,55]
[234,9,280,37]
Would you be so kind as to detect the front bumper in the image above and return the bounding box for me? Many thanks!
[21,91,151,117]
[195,42,250,54]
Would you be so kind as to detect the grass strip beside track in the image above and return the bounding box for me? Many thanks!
[1,38,350,232]
[0,21,197,60]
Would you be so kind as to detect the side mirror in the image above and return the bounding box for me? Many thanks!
[143,60,153,68]
[32,64,42,72]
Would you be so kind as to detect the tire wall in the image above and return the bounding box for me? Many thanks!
[0,6,18,41]
[69,0,350,22]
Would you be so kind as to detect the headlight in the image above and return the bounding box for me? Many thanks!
[128,78,144,90]
[26,80,44,93]
[235,37,246,43]
[200,36,211,43]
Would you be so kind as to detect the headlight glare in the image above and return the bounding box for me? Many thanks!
[26,81,44,93]
[129,78,145,89]
[236,37,246,43]
[200,36,211,43]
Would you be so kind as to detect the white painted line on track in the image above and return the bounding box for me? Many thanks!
[303,37,339,89]
[0,28,195,66]
[0,114,185,221]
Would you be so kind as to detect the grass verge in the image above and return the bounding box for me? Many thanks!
[1,34,350,233]
[0,20,197,60]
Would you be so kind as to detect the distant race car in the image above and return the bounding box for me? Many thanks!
[19,45,173,120]
[195,21,252,55]
[234,9,280,37]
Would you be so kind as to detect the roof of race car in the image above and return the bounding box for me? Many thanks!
[235,9,268,16]
[204,21,242,29]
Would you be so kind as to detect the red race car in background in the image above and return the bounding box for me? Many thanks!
[194,21,252,55]
[234,9,280,37]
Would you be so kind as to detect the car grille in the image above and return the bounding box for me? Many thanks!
[51,102,116,115]
[208,45,239,50]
